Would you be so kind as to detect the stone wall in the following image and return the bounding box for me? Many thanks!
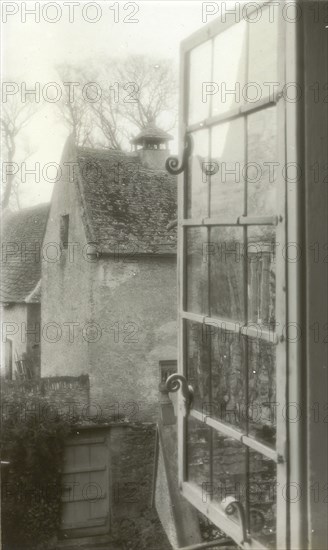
[1,375,90,420]
[88,255,177,421]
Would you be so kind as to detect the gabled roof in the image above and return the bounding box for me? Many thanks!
[75,147,177,255]
[130,124,173,144]
[0,203,49,304]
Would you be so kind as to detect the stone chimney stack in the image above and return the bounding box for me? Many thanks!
[131,123,173,170]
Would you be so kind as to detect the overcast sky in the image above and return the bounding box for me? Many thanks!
[2,1,206,207]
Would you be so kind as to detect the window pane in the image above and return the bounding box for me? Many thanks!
[211,326,245,432]
[247,227,276,329]
[187,416,211,490]
[212,433,246,511]
[247,107,278,216]
[186,227,208,315]
[210,118,245,219]
[210,227,244,321]
[212,21,247,117]
[247,338,276,449]
[186,320,210,412]
[248,8,278,99]
[187,130,209,219]
[188,40,212,125]
[248,451,277,548]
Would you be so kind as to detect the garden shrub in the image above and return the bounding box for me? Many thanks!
[1,395,72,549]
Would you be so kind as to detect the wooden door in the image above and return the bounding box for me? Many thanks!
[60,429,110,538]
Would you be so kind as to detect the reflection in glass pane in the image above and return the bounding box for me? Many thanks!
[248,451,277,548]
[247,226,276,328]
[212,21,247,116]
[187,416,211,490]
[247,338,276,448]
[186,321,210,412]
[186,227,208,315]
[247,107,277,216]
[211,327,245,431]
[212,433,246,513]
[210,227,244,321]
[248,8,278,99]
[189,40,212,125]
[211,119,245,218]
[187,130,209,219]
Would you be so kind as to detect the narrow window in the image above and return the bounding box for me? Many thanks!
[4,338,13,380]
[159,360,177,383]
[60,214,69,249]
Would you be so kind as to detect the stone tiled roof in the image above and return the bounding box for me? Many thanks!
[131,124,173,144]
[0,204,50,303]
[76,147,177,255]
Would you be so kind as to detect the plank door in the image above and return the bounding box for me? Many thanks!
[61,430,110,538]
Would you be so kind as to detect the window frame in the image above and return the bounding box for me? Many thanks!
[175,2,303,548]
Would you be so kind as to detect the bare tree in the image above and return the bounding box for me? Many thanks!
[111,55,178,131]
[88,84,125,150]
[55,63,96,147]
[1,94,38,209]
[55,55,178,150]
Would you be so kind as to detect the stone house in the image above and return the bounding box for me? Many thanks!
[0,204,49,380]
[41,126,178,421]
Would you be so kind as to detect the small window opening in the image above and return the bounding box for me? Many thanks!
[4,338,13,380]
[159,360,177,383]
[60,215,69,249]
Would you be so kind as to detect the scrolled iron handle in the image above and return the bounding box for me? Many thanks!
[165,133,193,175]
[165,373,194,416]
[222,496,250,544]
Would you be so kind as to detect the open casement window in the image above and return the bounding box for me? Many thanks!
[167,2,313,549]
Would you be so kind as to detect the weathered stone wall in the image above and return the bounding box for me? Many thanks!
[1,375,90,420]
[41,143,91,383]
[88,255,177,421]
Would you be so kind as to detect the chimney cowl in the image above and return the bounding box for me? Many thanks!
[131,123,173,170]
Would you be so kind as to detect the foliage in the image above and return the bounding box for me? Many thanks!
[1,395,72,549]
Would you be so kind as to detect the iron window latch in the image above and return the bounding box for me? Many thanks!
[165,133,193,175]
[165,373,194,416]
[222,496,251,546]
